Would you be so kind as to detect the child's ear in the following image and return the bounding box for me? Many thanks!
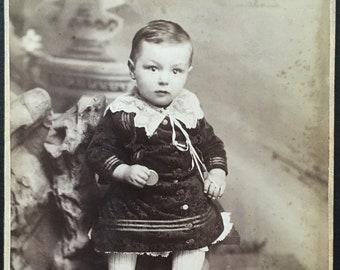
[128,58,135,72]
[128,58,136,80]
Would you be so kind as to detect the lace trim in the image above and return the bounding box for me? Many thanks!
[103,250,173,257]
[105,88,204,137]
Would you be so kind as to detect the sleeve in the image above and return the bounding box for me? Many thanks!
[86,110,135,183]
[196,117,228,175]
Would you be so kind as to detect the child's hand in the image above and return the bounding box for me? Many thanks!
[113,164,151,188]
[204,168,226,200]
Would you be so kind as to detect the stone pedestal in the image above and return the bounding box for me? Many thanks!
[35,55,131,112]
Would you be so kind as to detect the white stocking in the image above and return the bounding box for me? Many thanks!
[107,253,137,270]
[172,249,206,270]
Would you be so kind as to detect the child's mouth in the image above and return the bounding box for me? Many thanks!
[155,90,170,96]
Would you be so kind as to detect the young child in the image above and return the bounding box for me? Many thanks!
[87,20,229,270]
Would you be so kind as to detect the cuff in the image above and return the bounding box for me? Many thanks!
[206,157,228,175]
[97,155,124,184]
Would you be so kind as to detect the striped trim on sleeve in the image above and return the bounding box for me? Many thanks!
[207,157,227,172]
[104,155,121,172]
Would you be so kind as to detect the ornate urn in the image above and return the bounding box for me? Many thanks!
[25,0,131,112]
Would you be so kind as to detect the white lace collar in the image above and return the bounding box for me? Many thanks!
[105,88,204,137]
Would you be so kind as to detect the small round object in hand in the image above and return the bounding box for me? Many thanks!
[145,169,159,186]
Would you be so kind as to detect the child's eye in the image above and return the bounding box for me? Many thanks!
[146,66,158,72]
[172,68,183,74]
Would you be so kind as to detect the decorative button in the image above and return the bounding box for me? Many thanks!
[186,239,195,245]
[162,119,168,125]
[186,223,194,229]
[181,204,189,210]
[176,189,185,195]
[173,179,179,184]
[175,168,182,173]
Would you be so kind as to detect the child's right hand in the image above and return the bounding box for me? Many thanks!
[112,164,151,188]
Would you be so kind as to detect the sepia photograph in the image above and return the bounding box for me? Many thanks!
[5,0,334,269]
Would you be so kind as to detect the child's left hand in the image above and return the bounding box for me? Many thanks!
[203,168,226,200]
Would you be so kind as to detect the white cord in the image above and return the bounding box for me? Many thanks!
[169,116,206,182]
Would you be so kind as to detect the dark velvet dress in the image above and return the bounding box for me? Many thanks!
[86,90,228,253]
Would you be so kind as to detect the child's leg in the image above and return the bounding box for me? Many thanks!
[107,252,138,270]
[172,249,206,270]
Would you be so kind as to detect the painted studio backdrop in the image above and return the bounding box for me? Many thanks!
[8,0,331,270]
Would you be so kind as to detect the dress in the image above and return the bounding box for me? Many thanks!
[87,88,228,253]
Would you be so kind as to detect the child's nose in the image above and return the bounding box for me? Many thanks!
[158,71,169,86]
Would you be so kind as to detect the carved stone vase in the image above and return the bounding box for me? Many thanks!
[25,0,132,112]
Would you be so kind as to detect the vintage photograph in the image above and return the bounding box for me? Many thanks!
[6,0,333,269]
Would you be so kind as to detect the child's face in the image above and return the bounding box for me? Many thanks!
[130,41,192,107]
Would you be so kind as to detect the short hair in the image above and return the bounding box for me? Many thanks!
[129,20,193,65]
